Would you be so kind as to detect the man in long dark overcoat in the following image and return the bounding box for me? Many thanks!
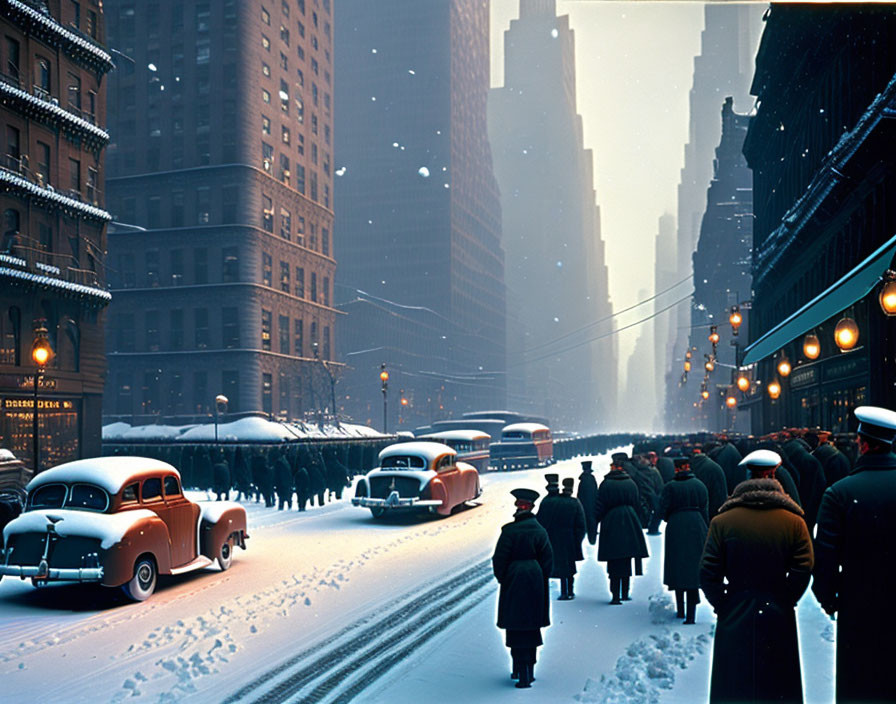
[783,437,826,536]
[274,449,294,510]
[649,450,675,484]
[658,456,708,623]
[292,451,310,511]
[493,488,553,689]
[232,447,253,501]
[537,475,586,600]
[708,440,743,494]
[813,406,896,704]
[577,460,599,545]
[689,448,728,520]
[700,450,813,704]
[623,452,659,530]
[212,450,231,501]
[595,456,649,604]
[811,431,850,487]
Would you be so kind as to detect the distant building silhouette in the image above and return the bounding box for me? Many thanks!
[489,0,616,432]
[335,0,506,430]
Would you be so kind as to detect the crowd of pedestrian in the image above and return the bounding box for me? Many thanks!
[104,440,392,511]
[492,405,895,702]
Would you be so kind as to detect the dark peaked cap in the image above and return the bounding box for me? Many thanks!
[511,488,539,503]
[855,405,896,444]
[581,460,593,470]
[545,473,560,485]
[562,477,575,489]
[611,452,629,464]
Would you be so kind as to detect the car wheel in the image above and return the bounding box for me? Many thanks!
[122,556,157,602]
[370,507,385,519]
[218,537,233,571]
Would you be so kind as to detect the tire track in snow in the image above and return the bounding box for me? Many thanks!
[223,558,495,704]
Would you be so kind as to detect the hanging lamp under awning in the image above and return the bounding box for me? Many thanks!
[742,232,896,365]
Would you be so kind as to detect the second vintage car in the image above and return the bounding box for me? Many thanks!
[352,441,481,518]
[0,456,248,601]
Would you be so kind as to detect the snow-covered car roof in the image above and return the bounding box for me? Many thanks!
[379,441,455,463]
[502,422,550,435]
[28,457,180,496]
[422,430,491,442]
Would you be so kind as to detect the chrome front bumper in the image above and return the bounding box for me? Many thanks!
[0,559,103,582]
[352,491,442,510]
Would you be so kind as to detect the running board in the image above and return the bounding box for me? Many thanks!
[170,556,214,575]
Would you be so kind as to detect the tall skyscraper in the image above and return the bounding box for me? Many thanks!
[652,212,677,430]
[103,0,337,423]
[662,3,762,431]
[1,0,112,469]
[489,0,615,431]
[335,0,506,429]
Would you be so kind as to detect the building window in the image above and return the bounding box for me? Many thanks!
[172,191,184,226]
[145,311,160,351]
[261,6,270,25]
[279,207,291,239]
[311,271,317,302]
[5,37,20,83]
[310,171,318,202]
[262,195,274,231]
[222,246,239,282]
[86,167,98,204]
[196,39,210,64]
[36,142,50,185]
[323,276,329,306]
[311,113,318,135]
[35,57,50,99]
[322,228,329,257]
[142,369,161,415]
[171,249,184,286]
[281,125,290,144]
[193,371,208,414]
[262,34,271,51]
[115,373,132,416]
[279,314,289,354]
[262,141,273,172]
[297,68,304,87]
[146,250,160,287]
[262,373,273,414]
[262,115,271,135]
[197,187,211,224]
[279,52,288,71]
[118,253,135,288]
[2,208,19,252]
[223,185,238,223]
[148,196,161,229]
[86,10,97,38]
[323,325,330,359]
[311,142,317,165]
[262,88,271,103]
[280,261,290,292]
[170,309,184,350]
[310,320,318,349]
[308,222,316,250]
[194,248,208,284]
[262,61,271,77]
[69,158,81,195]
[261,309,272,351]
[222,307,239,348]
[294,318,303,357]
[280,25,290,45]
[67,72,81,112]
[297,45,304,62]
[168,371,184,415]
[324,184,329,208]
[296,164,305,194]
[115,313,134,352]
[296,266,305,297]
[39,223,52,253]
[279,373,289,419]
[262,252,273,287]
[195,308,209,349]
[279,153,290,183]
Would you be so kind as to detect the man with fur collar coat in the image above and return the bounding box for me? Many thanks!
[700,450,814,703]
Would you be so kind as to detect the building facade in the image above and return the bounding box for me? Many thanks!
[1,0,112,469]
[743,5,896,434]
[103,0,338,425]
[335,0,506,429]
[489,0,615,432]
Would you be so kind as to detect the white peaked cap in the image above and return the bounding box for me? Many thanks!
[855,406,896,444]
[738,449,782,469]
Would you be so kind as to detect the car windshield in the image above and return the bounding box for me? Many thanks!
[28,483,67,510]
[65,483,110,512]
[380,455,426,469]
[502,432,528,440]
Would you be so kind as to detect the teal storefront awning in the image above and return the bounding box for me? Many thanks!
[742,232,896,365]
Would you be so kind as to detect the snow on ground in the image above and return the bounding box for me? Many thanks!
[0,447,836,703]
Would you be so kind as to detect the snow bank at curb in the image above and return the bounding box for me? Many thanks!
[574,593,711,704]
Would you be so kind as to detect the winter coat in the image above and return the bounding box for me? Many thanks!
[194,449,213,491]
[253,453,274,498]
[324,450,350,495]
[709,443,743,494]
[655,457,675,484]
[812,442,850,488]
[536,492,586,577]
[577,468,599,544]
[784,439,826,536]
[658,472,708,590]
[232,448,252,495]
[493,511,553,631]
[700,478,813,704]
[595,471,649,563]
[690,453,728,520]
[306,451,326,495]
[812,451,896,704]
[773,463,802,508]
[212,459,231,494]
[627,460,660,527]
[274,455,293,496]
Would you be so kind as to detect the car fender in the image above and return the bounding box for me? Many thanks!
[101,515,172,587]
[197,502,248,558]
[428,478,451,516]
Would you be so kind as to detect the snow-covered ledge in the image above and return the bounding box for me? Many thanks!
[0,168,111,222]
[0,80,110,144]
[0,265,111,303]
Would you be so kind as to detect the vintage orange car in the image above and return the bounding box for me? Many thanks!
[0,456,248,601]
[352,441,481,518]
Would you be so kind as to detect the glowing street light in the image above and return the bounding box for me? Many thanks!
[834,316,859,351]
[803,333,821,360]
[380,364,389,433]
[31,323,53,473]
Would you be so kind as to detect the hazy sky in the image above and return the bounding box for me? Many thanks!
[490,1,707,369]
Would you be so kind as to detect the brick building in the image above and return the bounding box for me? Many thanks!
[0,0,113,469]
[103,0,338,424]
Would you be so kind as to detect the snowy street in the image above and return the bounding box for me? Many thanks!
[0,448,835,703]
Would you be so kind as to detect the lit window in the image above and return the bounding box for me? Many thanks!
[262,34,271,51]
[261,7,271,25]
[262,62,271,77]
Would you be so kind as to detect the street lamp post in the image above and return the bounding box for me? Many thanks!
[214,394,228,443]
[30,323,53,473]
[380,364,389,434]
